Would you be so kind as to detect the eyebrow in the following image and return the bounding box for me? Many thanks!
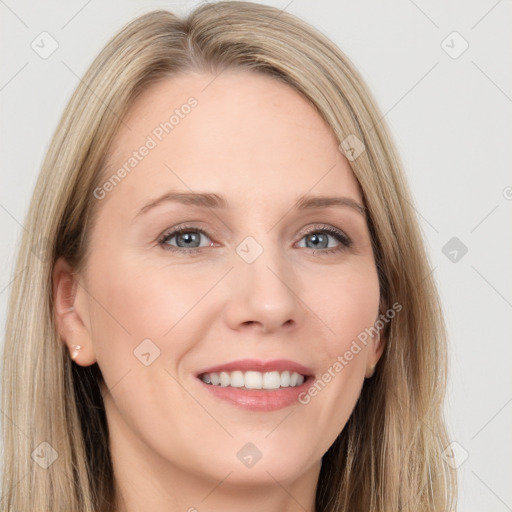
[134,191,366,219]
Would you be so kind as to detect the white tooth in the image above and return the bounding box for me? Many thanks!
[263,371,281,389]
[230,370,244,387]
[244,371,263,389]
[219,371,230,387]
[203,370,306,389]
[280,371,290,387]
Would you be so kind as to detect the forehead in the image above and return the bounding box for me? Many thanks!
[100,70,362,215]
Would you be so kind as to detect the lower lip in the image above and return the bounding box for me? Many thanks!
[197,376,313,411]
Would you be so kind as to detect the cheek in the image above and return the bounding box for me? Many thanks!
[298,261,379,435]
[314,260,381,355]
[83,250,238,409]
[87,252,212,339]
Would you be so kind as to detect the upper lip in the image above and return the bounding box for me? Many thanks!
[195,359,314,378]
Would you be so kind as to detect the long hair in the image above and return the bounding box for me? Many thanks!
[1,2,457,510]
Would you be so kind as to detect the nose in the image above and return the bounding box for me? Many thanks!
[222,241,302,334]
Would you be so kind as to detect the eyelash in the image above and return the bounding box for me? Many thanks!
[157,223,352,257]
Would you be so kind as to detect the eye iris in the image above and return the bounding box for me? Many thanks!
[307,233,328,249]
[177,231,200,248]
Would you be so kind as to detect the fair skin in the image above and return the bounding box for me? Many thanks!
[53,70,385,512]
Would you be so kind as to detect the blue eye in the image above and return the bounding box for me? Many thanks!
[157,223,352,256]
[296,225,352,255]
[158,225,212,254]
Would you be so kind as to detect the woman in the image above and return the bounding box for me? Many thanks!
[1,2,457,511]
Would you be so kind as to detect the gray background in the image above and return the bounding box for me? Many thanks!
[1,1,511,509]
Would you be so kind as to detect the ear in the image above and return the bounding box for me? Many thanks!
[365,305,388,378]
[52,257,97,366]
[365,331,386,378]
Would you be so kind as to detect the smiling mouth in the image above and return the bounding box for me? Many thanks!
[198,370,307,390]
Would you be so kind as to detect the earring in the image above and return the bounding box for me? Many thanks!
[71,345,81,360]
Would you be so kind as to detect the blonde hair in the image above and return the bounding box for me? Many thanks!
[1,2,457,511]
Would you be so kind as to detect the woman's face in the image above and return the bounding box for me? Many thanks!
[59,70,384,494]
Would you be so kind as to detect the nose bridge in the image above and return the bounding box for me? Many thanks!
[226,231,300,332]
